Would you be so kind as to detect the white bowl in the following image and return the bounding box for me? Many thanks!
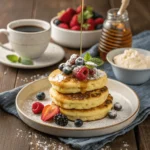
[107,48,150,85]
[50,17,102,48]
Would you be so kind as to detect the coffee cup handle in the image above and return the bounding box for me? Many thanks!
[0,29,9,36]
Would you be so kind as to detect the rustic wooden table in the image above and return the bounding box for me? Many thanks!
[0,0,149,150]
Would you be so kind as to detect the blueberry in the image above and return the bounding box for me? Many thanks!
[93,11,103,19]
[58,63,65,71]
[114,102,122,111]
[75,57,85,66]
[71,65,77,70]
[108,110,117,119]
[63,66,72,75]
[36,92,45,100]
[96,24,103,30]
[74,119,83,127]
[54,19,61,26]
[54,113,68,126]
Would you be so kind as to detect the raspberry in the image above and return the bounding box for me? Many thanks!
[94,18,104,26]
[89,69,96,75]
[73,66,89,80]
[32,102,44,114]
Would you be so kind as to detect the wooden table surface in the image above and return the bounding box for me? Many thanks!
[0,0,150,150]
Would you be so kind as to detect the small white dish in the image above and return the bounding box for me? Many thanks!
[16,78,140,137]
[0,43,65,69]
[107,48,150,85]
[51,17,102,48]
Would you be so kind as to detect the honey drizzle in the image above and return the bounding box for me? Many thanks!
[80,0,84,56]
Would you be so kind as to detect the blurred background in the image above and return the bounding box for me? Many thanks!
[0,0,149,44]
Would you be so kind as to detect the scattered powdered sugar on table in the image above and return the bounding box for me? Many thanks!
[15,129,66,150]
[15,128,130,150]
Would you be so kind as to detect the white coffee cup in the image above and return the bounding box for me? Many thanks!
[0,19,50,59]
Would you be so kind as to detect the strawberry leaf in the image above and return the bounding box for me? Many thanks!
[86,6,93,12]
[84,52,91,61]
[83,10,93,20]
[82,23,90,30]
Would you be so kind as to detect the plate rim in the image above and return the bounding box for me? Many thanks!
[0,42,65,69]
[16,78,140,131]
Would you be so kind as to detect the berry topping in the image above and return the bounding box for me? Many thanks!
[63,66,72,75]
[32,102,44,114]
[69,54,79,65]
[54,19,61,26]
[58,23,69,29]
[70,15,80,28]
[95,24,103,30]
[54,113,68,126]
[41,104,60,121]
[74,119,83,127]
[58,63,65,71]
[75,57,85,66]
[94,18,104,26]
[108,110,117,119]
[36,92,46,100]
[73,66,89,80]
[89,69,96,75]
[114,102,122,111]
[71,25,81,31]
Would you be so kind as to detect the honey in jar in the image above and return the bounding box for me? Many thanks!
[99,8,132,61]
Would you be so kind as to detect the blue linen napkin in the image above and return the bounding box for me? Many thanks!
[0,31,150,150]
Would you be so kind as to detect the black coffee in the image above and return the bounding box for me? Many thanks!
[13,25,44,32]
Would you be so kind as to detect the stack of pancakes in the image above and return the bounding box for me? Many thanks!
[49,69,113,121]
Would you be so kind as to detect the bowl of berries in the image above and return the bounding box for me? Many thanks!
[51,5,104,48]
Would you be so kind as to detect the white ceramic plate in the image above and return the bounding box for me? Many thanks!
[0,43,65,69]
[16,78,140,137]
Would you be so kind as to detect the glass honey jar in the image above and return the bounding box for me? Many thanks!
[99,8,132,61]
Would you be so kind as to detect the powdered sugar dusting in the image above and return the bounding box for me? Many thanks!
[20,88,133,129]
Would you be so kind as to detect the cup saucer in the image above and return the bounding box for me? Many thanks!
[0,42,65,69]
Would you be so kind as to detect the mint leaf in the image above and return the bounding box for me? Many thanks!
[84,52,91,61]
[19,57,33,65]
[89,58,104,66]
[83,10,93,19]
[6,55,19,63]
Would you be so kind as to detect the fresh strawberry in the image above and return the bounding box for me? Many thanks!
[71,25,80,30]
[94,18,104,26]
[88,24,95,30]
[82,23,94,31]
[76,5,86,14]
[58,23,69,29]
[86,18,95,27]
[67,8,76,16]
[32,102,44,114]
[70,15,79,28]
[58,10,72,23]
[41,104,60,122]
[73,66,89,80]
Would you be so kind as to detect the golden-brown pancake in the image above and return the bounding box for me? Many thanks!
[49,69,107,94]
[60,94,113,121]
[50,86,109,109]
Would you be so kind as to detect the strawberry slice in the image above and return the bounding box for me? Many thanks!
[41,104,60,121]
